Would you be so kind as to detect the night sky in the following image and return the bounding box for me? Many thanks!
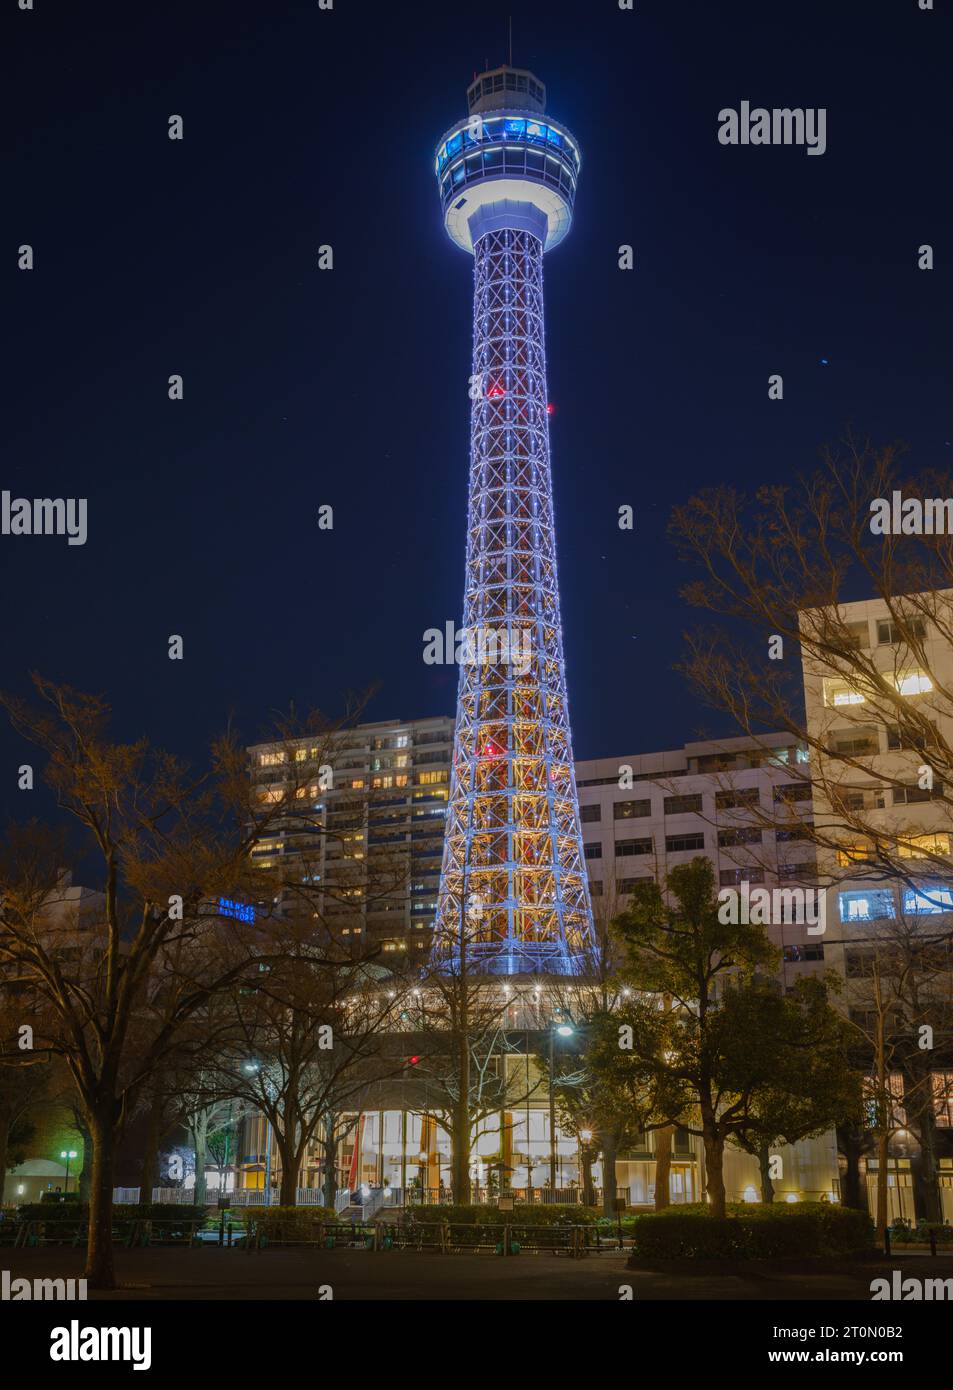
[5,0,950,821]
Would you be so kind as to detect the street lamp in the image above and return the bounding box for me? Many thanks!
[59,1150,78,1194]
[548,1022,574,1193]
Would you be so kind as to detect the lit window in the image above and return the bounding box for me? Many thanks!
[836,841,875,867]
[828,685,865,706]
[838,889,895,923]
[897,833,950,859]
[903,885,953,915]
[259,751,286,767]
[895,671,933,697]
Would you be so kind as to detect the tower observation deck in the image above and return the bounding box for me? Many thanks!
[432,66,594,977]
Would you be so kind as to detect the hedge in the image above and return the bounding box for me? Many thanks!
[15,1202,210,1230]
[242,1206,335,1241]
[630,1202,874,1260]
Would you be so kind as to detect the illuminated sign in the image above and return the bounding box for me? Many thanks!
[218,897,255,923]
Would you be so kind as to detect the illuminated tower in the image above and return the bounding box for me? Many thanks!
[432,66,594,976]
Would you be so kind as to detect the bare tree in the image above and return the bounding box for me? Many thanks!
[0,675,371,1286]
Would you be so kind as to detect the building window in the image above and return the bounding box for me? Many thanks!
[896,832,951,859]
[580,804,601,823]
[836,841,876,868]
[824,681,865,707]
[845,949,874,979]
[664,794,703,815]
[583,842,602,860]
[894,670,933,697]
[616,838,653,857]
[831,731,879,756]
[783,944,825,962]
[718,828,762,847]
[259,751,286,767]
[719,867,765,886]
[773,783,812,803]
[716,789,760,810]
[933,1073,953,1128]
[589,880,604,897]
[665,833,705,853]
[778,861,817,881]
[838,889,895,922]
[877,617,926,645]
[615,799,651,819]
[894,783,950,806]
[886,721,938,752]
[903,885,953,915]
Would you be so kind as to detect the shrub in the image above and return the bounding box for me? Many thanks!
[242,1206,335,1242]
[630,1201,874,1260]
[15,1202,210,1231]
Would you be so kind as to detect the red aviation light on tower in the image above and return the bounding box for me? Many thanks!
[546,402,555,415]
[487,382,506,399]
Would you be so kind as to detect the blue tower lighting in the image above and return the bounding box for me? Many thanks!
[432,65,594,977]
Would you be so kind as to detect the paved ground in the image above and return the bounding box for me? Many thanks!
[5,1246,952,1300]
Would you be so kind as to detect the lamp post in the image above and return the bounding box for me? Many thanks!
[59,1150,78,1195]
[548,1023,574,1193]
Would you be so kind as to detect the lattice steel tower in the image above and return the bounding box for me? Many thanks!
[432,65,594,977]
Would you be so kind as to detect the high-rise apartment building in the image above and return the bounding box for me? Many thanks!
[248,716,453,957]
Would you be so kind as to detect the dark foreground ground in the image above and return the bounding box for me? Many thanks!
[5,1246,952,1300]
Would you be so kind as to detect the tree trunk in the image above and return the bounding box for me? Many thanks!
[703,1124,727,1218]
[277,1135,298,1207]
[654,1126,673,1210]
[0,1099,10,1200]
[85,1108,120,1289]
[601,1133,618,1218]
[191,1110,209,1207]
[758,1142,775,1203]
[139,1106,161,1205]
[836,1123,867,1211]
[876,1129,889,1237]
[910,1083,942,1224]
[451,1098,472,1205]
[74,1114,93,1203]
[581,1149,596,1208]
[321,1114,338,1209]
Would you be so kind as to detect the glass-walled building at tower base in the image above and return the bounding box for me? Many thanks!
[235,1105,846,1211]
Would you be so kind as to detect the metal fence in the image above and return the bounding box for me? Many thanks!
[109,1185,623,1208]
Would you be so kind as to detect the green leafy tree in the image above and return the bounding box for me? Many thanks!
[724,976,864,1200]
[608,857,781,1217]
